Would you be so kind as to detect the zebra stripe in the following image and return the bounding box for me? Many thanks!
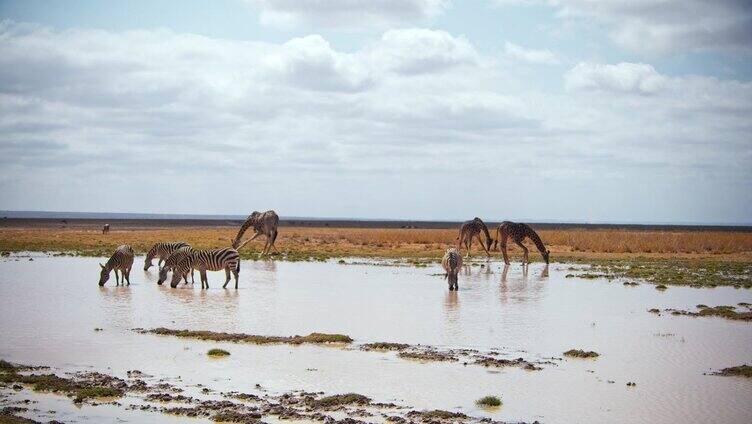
[144,242,190,270]
[441,248,462,291]
[170,248,240,289]
[157,246,194,285]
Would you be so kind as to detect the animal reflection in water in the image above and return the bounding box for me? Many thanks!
[441,248,463,291]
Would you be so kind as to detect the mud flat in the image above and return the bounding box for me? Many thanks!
[1,255,751,423]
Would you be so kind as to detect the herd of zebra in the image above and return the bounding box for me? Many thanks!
[97,212,550,292]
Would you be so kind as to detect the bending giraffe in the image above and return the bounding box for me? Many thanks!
[457,217,494,258]
[493,221,550,265]
[232,210,279,255]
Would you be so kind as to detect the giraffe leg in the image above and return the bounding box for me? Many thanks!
[477,234,490,258]
[514,240,528,264]
[499,232,510,265]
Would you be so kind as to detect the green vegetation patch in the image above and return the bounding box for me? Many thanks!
[143,328,353,345]
[475,396,502,407]
[563,349,600,358]
[361,342,411,351]
[660,305,752,322]
[0,369,124,403]
[406,410,469,421]
[207,348,230,357]
[564,259,752,288]
[711,365,752,378]
[308,393,371,409]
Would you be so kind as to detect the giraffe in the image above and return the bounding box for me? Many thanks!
[493,221,550,265]
[457,217,494,258]
[232,210,279,255]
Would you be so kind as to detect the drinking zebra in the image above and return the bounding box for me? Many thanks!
[99,245,134,286]
[144,242,190,270]
[442,248,463,291]
[157,246,195,285]
[169,248,240,289]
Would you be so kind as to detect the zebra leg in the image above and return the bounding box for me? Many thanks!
[201,270,208,289]
[466,238,473,259]
[125,267,131,285]
[233,266,239,289]
[223,267,231,288]
[191,269,195,284]
[114,269,120,285]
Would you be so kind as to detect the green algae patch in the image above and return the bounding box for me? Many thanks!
[475,396,502,407]
[141,328,353,345]
[657,304,752,322]
[361,342,411,351]
[73,387,123,403]
[563,259,752,288]
[0,369,124,403]
[207,348,230,357]
[711,365,752,378]
[407,410,468,421]
[564,349,599,358]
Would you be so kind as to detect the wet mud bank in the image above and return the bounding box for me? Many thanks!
[1,360,539,424]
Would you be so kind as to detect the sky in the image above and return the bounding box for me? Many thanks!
[0,0,750,224]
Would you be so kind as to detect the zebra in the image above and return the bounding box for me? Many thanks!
[233,210,279,255]
[442,248,463,291]
[102,224,110,234]
[99,245,134,286]
[144,242,190,271]
[157,246,195,285]
[493,221,550,265]
[169,248,240,289]
[457,217,494,258]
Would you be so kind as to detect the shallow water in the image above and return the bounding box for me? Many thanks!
[1,254,751,423]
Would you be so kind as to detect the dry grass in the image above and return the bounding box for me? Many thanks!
[0,226,751,262]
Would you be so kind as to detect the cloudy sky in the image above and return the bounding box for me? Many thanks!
[0,0,750,224]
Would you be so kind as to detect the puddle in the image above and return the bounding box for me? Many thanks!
[0,255,751,423]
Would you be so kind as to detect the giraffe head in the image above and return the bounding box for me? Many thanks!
[542,249,550,264]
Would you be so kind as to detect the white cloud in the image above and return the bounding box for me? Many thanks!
[0,22,749,222]
[504,41,559,65]
[564,62,666,94]
[248,0,450,29]
[492,0,752,55]
[368,29,478,74]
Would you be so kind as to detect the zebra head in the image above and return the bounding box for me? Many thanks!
[169,270,183,288]
[98,263,109,286]
[143,251,155,270]
[157,266,170,285]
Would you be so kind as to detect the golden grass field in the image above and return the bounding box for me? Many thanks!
[1,225,751,262]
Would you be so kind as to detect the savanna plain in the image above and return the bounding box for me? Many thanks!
[0,221,751,423]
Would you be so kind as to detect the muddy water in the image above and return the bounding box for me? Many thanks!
[0,254,750,423]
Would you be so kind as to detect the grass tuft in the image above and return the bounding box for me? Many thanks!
[207,348,230,357]
[564,349,599,358]
[475,395,502,407]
